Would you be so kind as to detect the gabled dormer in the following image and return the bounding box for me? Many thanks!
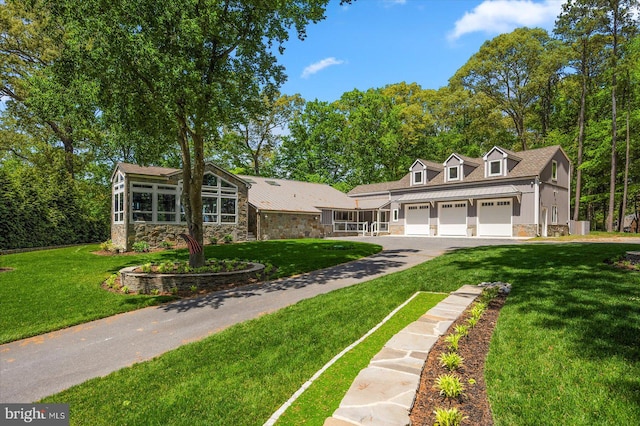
[483,146,522,178]
[409,159,443,186]
[443,153,480,183]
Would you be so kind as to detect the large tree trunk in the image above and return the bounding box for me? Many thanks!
[177,116,205,268]
[607,3,620,233]
[620,105,630,232]
[573,47,588,222]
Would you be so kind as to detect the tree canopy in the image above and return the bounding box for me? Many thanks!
[1,0,639,250]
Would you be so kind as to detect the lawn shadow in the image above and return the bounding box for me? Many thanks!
[447,243,640,361]
[446,242,640,414]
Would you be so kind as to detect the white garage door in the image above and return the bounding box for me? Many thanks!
[438,202,467,236]
[478,199,512,237]
[405,204,430,235]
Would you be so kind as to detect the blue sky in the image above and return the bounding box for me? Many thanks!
[277,0,565,102]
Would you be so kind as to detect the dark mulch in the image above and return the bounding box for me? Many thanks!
[409,295,507,426]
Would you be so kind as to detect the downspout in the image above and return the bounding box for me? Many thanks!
[534,177,540,236]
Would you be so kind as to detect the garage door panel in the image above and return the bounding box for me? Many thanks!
[478,199,512,237]
[405,204,430,235]
[439,202,467,236]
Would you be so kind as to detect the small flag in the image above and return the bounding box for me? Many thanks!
[179,233,203,255]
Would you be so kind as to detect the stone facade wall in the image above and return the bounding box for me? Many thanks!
[111,224,128,250]
[547,224,569,237]
[258,212,324,240]
[389,224,404,235]
[513,224,537,238]
[129,223,245,249]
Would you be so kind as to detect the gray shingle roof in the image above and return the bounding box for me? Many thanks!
[349,145,564,195]
[238,175,357,213]
[116,163,180,177]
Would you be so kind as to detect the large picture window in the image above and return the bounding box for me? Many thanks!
[126,172,238,224]
[131,184,154,221]
[199,172,238,224]
[221,198,237,223]
[157,191,177,222]
[203,197,218,222]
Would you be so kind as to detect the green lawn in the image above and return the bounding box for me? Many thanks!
[0,239,381,344]
[37,242,640,425]
[276,292,448,426]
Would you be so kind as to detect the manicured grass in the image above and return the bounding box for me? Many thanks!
[0,240,381,344]
[276,292,448,426]
[39,242,640,425]
[484,243,640,425]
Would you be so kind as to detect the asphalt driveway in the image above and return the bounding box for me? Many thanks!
[0,236,522,403]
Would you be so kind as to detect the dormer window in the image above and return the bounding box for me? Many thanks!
[483,146,521,178]
[489,160,502,176]
[448,166,460,181]
[413,170,424,185]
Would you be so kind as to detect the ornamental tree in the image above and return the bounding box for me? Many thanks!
[54,0,345,266]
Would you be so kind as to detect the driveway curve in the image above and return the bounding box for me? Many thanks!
[0,237,520,403]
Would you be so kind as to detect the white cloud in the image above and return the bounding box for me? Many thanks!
[448,0,565,41]
[383,0,407,6]
[301,57,345,79]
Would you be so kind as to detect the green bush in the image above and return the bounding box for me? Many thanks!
[132,241,150,253]
[445,332,462,352]
[435,374,465,399]
[0,162,109,250]
[438,352,464,371]
[433,407,468,426]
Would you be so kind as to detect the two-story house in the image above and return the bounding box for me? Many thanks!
[348,145,571,238]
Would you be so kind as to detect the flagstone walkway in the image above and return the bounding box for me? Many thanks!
[324,285,484,426]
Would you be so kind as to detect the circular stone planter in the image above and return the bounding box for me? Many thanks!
[119,262,265,294]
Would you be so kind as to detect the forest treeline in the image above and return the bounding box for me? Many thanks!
[1,0,639,249]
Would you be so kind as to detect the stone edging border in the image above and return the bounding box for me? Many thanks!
[119,262,265,294]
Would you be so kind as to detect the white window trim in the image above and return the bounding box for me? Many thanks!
[412,169,424,185]
[131,182,178,223]
[447,165,460,182]
[552,160,558,181]
[551,205,558,224]
[129,172,239,225]
[392,208,399,222]
[200,172,239,225]
[488,160,502,177]
[113,172,125,224]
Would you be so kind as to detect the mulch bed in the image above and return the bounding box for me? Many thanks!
[409,294,507,426]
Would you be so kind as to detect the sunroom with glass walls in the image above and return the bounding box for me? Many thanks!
[110,163,249,251]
